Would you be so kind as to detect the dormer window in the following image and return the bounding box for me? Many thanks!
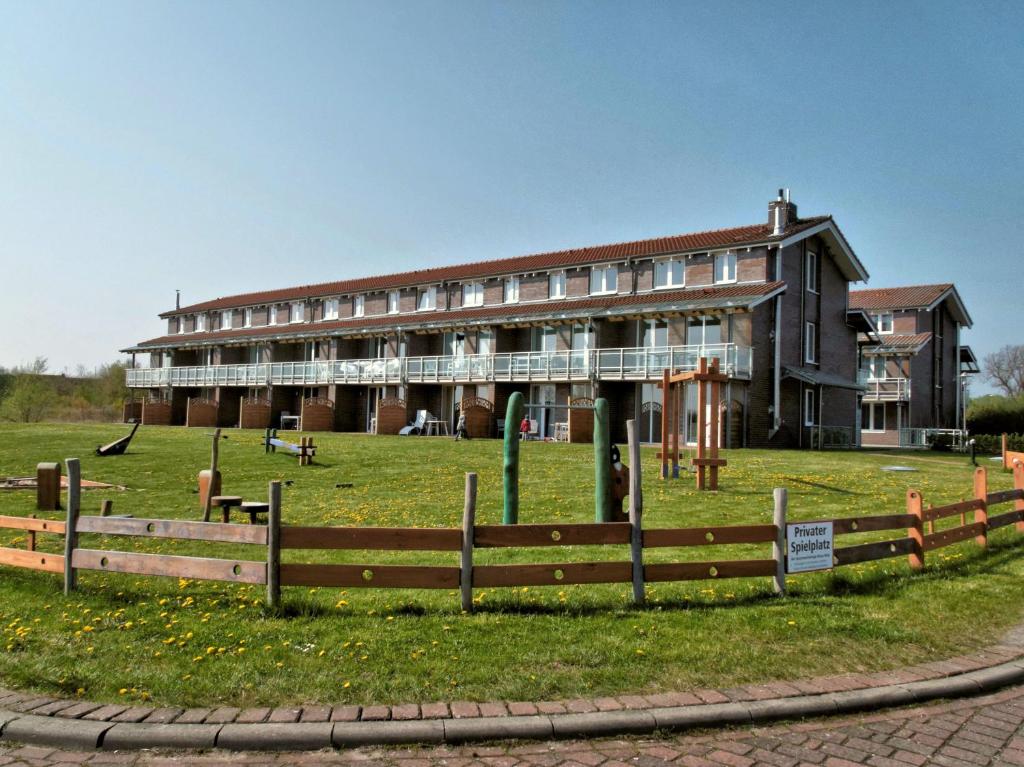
[388,291,400,314]
[195,314,207,332]
[177,317,185,335]
[590,265,618,295]
[714,252,737,284]
[269,305,278,325]
[654,258,685,289]
[873,312,894,334]
[243,308,253,328]
[353,295,365,317]
[549,271,566,299]
[221,309,233,329]
[417,287,437,311]
[463,282,484,307]
[503,277,519,304]
[324,298,339,320]
[290,302,304,323]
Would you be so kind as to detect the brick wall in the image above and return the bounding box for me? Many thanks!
[122,401,143,423]
[519,274,548,302]
[566,269,588,297]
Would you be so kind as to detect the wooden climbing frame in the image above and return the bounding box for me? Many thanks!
[658,357,728,490]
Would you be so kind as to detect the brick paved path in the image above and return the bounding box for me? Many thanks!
[6,684,1024,766]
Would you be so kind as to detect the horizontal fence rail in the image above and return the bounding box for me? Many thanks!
[1,453,1023,613]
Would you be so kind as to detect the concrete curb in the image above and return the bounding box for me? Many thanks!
[2,659,1024,751]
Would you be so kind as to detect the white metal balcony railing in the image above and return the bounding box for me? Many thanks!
[858,375,911,401]
[126,344,753,388]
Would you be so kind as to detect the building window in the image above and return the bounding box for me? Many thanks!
[804,388,816,426]
[590,265,618,295]
[863,402,884,432]
[353,295,365,317]
[861,356,885,380]
[714,252,737,284]
[324,298,339,320]
[177,317,184,335]
[195,314,206,332]
[806,251,818,293]
[549,271,566,299]
[269,305,278,325]
[221,309,232,329]
[805,321,817,363]
[654,258,685,289]
[387,291,400,315]
[243,308,253,328]
[532,326,557,352]
[873,312,893,334]
[417,286,437,311]
[503,277,519,304]
[463,282,484,307]
[290,302,304,323]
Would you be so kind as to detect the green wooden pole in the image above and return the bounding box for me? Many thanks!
[503,391,524,524]
[594,397,612,523]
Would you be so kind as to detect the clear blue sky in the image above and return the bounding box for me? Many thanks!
[1,1,1021,393]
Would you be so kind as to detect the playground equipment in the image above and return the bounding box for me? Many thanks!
[1003,434,1024,471]
[264,429,317,466]
[199,429,225,522]
[96,422,140,457]
[502,392,624,524]
[659,357,727,490]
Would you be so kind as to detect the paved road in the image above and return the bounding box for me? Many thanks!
[5,684,1024,766]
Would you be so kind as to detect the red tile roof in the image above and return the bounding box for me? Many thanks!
[161,217,829,318]
[128,282,785,350]
[849,284,953,311]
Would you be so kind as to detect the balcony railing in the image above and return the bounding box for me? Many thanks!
[126,343,753,388]
[858,375,911,401]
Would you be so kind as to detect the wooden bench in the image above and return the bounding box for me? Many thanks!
[240,501,270,525]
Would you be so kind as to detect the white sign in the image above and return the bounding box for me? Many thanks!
[786,521,834,573]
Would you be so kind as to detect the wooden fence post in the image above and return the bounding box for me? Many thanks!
[1004,433,1009,471]
[772,488,787,595]
[907,489,924,571]
[594,398,612,523]
[267,480,281,608]
[63,458,81,595]
[974,467,988,550]
[626,419,644,605]
[503,391,524,524]
[1015,462,1024,534]
[461,472,477,612]
[660,369,670,480]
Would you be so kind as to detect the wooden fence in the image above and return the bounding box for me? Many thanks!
[2,442,1024,612]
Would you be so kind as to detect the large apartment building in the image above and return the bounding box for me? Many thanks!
[123,191,871,448]
[850,284,977,447]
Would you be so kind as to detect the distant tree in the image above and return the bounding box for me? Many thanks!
[0,372,56,422]
[984,345,1024,397]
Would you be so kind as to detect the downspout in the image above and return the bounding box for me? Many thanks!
[955,322,962,433]
[769,245,783,440]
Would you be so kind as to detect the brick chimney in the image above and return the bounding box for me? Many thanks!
[768,189,798,235]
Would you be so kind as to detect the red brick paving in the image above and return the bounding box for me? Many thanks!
[7,683,1024,765]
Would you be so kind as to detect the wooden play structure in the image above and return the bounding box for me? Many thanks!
[659,357,727,490]
[96,422,141,457]
[199,428,224,522]
[1003,434,1024,471]
[264,429,317,465]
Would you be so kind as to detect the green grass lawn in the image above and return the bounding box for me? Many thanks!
[0,423,1019,709]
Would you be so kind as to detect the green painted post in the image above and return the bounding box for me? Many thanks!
[503,391,524,524]
[594,397,612,523]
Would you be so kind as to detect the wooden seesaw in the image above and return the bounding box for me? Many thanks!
[96,422,140,457]
[264,429,316,466]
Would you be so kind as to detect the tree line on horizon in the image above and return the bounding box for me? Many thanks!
[0,357,129,423]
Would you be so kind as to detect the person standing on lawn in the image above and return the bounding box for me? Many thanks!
[454,412,469,440]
